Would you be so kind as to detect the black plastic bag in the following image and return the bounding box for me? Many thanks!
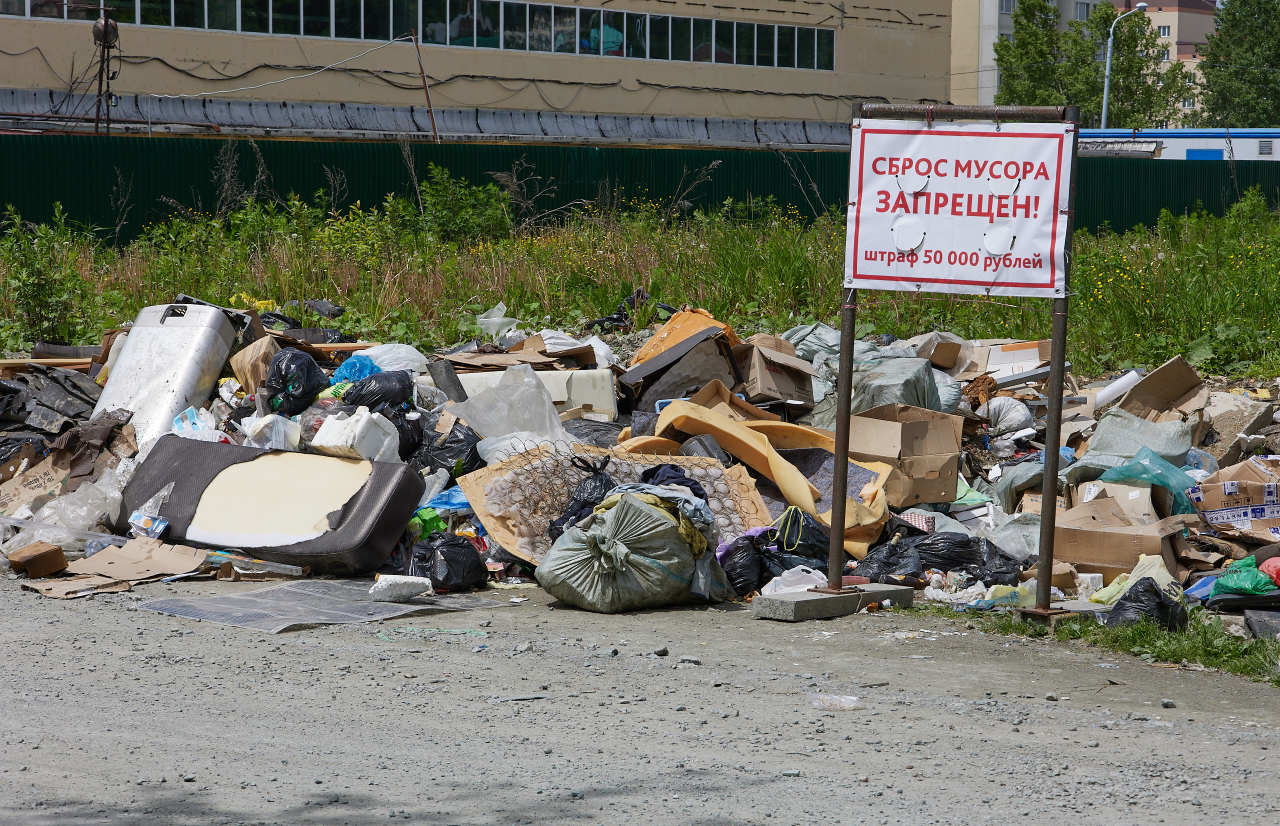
[1106,577,1189,630]
[260,348,329,416]
[384,408,425,460]
[549,457,616,541]
[409,532,488,592]
[409,414,485,481]
[719,529,769,596]
[640,463,707,502]
[772,506,830,560]
[342,371,414,410]
[259,311,302,330]
[282,327,355,344]
[852,535,922,583]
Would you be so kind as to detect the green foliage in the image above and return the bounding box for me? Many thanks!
[418,164,512,244]
[0,205,92,347]
[995,2,1193,127]
[5,184,1280,379]
[1196,0,1280,127]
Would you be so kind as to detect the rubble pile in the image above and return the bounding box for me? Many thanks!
[2,293,1279,640]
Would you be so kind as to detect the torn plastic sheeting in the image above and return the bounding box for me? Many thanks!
[1060,408,1193,487]
[1097,447,1198,515]
[976,510,1042,565]
[934,369,962,414]
[446,364,573,444]
[991,460,1044,515]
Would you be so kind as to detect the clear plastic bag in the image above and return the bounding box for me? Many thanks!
[447,364,572,443]
[476,302,520,343]
[241,413,302,451]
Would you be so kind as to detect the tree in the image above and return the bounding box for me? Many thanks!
[993,0,1065,108]
[993,1,1193,128]
[1196,0,1280,126]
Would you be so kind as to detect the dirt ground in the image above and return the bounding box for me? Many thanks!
[1,577,1278,826]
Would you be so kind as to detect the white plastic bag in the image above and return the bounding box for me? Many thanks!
[356,343,430,374]
[310,407,399,461]
[242,414,302,451]
[760,565,827,596]
[977,396,1035,435]
[476,302,520,343]
[447,364,572,443]
[172,406,229,443]
[537,328,618,367]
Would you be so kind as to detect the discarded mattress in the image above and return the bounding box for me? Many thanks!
[116,434,424,574]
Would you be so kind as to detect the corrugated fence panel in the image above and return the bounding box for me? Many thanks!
[5,133,1280,241]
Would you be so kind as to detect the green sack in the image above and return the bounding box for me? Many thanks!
[1098,447,1198,515]
[535,493,698,613]
[1211,556,1277,597]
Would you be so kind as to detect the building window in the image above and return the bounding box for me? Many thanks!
[1261,140,1273,156]
[1182,97,1195,109]
[1157,25,1170,37]
[999,0,1015,14]
[529,4,553,51]
[755,23,775,67]
[4,2,834,71]
[1159,47,1169,61]
[671,17,692,61]
[552,6,575,53]
[1073,2,1091,21]
[649,15,670,60]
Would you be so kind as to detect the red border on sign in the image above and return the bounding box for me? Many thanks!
[849,127,1067,291]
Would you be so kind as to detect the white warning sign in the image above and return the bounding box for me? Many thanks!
[844,119,1074,298]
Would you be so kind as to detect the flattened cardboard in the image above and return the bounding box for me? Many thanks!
[66,537,205,582]
[229,335,281,393]
[848,404,963,508]
[732,345,817,408]
[443,351,560,372]
[0,458,68,516]
[686,380,781,423]
[22,574,131,599]
[1187,455,1280,543]
[0,442,41,484]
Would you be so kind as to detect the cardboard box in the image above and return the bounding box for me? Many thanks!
[1020,560,1077,592]
[733,344,817,408]
[744,333,796,358]
[956,339,1051,380]
[848,404,963,507]
[7,541,67,578]
[1019,492,1070,516]
[229,335,281,393]
[1117,355,1208,423]
[0,458,68,516]
[1072,481,1159,524]
[1187,456,1280,543]
[1054,498,1196,583]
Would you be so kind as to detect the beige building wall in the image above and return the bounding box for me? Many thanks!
[1147,1,1215,118]
[0,3,951,124]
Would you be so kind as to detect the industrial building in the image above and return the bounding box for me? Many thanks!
[0,0,951,143]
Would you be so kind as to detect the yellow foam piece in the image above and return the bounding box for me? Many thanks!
[657,400,821,512]
[616,436,683,455]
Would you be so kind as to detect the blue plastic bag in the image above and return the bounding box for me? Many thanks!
[331,354,381,385]
[1097,446,1198,515]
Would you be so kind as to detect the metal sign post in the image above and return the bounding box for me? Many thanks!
[828,104,1079,612]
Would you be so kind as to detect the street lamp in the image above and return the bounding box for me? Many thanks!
[1101,2,1149,129]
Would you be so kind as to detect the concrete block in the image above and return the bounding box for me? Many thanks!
[752,584,915,622]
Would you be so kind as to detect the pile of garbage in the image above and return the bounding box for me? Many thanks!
[2,293,1279,640]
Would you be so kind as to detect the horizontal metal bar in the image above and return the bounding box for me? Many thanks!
[859,104,1075,122]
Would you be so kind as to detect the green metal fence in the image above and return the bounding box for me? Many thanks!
[3,133,1279,240]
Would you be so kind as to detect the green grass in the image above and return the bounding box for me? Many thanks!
[5,173,1280,377]
[902,603,1280,686]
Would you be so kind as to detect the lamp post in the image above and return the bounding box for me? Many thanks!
[1101,2,1149,129]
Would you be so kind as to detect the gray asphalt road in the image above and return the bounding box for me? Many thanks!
[1,578,1277,825]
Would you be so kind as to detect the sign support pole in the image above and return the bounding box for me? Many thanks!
[828,103,1077,610]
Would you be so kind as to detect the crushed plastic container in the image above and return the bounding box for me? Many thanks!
[310,406,400,462]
